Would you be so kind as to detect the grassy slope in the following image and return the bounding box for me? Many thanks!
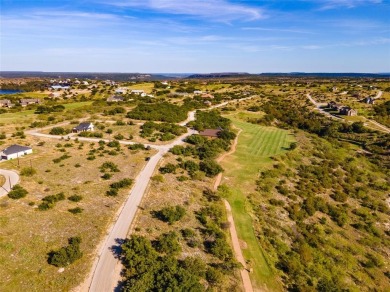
[0,101,93,125]
[220,117,294,291]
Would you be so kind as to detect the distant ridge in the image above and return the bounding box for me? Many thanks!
[0,71,174,81]
[1,71,389,80]
[258,72,390,78]
[187,72,250,79]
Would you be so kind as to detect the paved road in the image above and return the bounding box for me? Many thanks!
[0,168,20,198]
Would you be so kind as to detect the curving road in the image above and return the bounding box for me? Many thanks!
[0,168,20,198]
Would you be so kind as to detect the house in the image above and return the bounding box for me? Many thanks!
[107,95,124,102]
[199,129,222,138]
[339,107,357,116]
[72,122,94,133]
[193,90,203,95]
[362,97,375,104]
[130,89,145,95]
[201,93,214,99]
[328,101,342,111]
[49,92,61,99]
[115,88,127,94]
[1,145,33,160]
[0,99,13,108]
[20,99,41,107]
[51,85,70,90]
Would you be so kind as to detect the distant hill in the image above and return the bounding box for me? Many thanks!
[258,72,390,78]
[0,71,175,81]
[1,71,389,81]
[186,72,251,79]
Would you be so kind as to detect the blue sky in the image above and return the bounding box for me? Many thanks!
[0,0,389,73]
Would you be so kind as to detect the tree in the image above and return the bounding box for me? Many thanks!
[154,205,186,224]
[199,160,223,177]
[48,237,83,267]
[7,185,28,199]
[154,232,181,254]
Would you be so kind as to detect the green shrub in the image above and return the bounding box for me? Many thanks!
[68,195,83,202]
[68,207,83,214]
[20,167,37,177]
[110,178,133,189]
[154,205,186,224]
[7,185,28,199]
[48,237,83,267]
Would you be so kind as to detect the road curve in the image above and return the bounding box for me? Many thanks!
[0,168,20,198]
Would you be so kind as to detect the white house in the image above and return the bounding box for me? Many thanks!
[1,145,33,160]
[72,122,94,133]
[115,88,127,94]
[130,89,145,95]
[193,90,203,95]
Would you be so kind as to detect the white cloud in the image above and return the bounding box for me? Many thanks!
[318,0,382,10]
[242,27,314,34]
[105,0,264,22]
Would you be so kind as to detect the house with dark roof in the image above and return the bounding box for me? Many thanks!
[72,122,94,133]
[1,145,33,160]
[339,106,357,116]
[199,129,222,138]
[362,97,375,104]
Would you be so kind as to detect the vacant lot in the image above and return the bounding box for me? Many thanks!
[0,136,153,291]
[0,101,93,126]
[219,116,295,291]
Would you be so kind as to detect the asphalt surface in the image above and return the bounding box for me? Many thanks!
[0,168,20,198]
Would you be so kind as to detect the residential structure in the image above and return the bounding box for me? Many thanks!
[130,89,145,95]
[1,145,33,160]
[339,106,357,116]
[115,88,127,94]
[199,128,221,138]
[20,99,41,107]
[201,93,214,99]
[72,122,94,133]
[107,95,124,102]
[0,99,13,108]
[362,97,375,104]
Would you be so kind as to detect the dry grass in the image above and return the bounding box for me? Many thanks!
[0,135,154,291]
[0,175,5,187]
[131,153,243,291]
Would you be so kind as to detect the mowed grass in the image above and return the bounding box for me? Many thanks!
[0,101,93,125]
[220,117,294,291]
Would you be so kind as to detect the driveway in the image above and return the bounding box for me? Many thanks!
[0,168,20,198]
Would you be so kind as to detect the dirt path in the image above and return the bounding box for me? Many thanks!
[213,129,254,292]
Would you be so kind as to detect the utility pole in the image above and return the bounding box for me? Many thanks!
[9,176,12,190]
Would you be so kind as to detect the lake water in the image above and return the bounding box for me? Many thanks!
[0,89,22,95]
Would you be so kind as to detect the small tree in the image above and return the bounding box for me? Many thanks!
[7,185,28,199]
[48,237,83,267]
